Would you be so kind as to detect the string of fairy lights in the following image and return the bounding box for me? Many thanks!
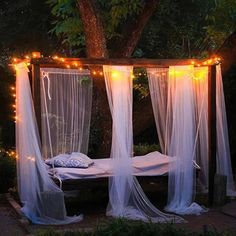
[10,52,221,122]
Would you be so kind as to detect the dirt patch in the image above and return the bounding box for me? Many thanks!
[0,196,28,236]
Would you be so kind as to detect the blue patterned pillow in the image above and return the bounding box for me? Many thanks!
[65,158,89,168]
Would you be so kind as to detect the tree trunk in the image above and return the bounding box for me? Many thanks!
[110,0,159,57]
[77,0,108,58]
[77,0,159,156]
[78,0,111,156]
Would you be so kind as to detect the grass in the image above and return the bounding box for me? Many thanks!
[35,218,232,236]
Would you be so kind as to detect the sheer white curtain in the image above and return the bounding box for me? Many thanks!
[192,67,209,192]
[103,65,183,223]
[148,66,207,215]
[16,63,83,224]
[147,68,169,153]
[216,65,236,196]
[40,68,92,158]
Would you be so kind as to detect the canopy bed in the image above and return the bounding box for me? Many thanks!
[14,56,235,224]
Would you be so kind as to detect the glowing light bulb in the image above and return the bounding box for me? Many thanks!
[112,72,119,78]
[32,52,41,58]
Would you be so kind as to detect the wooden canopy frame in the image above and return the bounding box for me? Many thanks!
[29,57,217,206]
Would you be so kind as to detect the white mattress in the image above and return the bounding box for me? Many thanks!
[49,151,175,181]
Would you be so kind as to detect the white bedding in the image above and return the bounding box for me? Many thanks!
[49,151,175,181]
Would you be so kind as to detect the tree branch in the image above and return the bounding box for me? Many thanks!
[110,0,159,58]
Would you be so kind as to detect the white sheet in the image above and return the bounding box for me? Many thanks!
[49,151,175,181]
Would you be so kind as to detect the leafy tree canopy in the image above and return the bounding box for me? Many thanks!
[48,0,236,58]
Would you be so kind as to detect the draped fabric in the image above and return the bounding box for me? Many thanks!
[16,63,83,224]
[165,66,206,215]
[148,65,235,213]
[193,67,209,192]
[103,65,184,223]
[148,68,169,153]
[40,68,92,158]
[216,65,236,196]
[148,66,208,215]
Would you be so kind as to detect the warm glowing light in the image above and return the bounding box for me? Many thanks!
[13,58,17,62]
[191,61,195,65]
[27,156,35,162]
[193,68,208,81]
[74,62,78,66]
[12,94,16,97]
[53,55,59,59]
[112,72,119,78]
[79,67,83,71]
[32,52,41,58]
[131,74,135,79]
[92,71,97,75]
[99,71,103,76]
[66,64,70,68]
[10,87,15,90]
[12,104,16,108]
[25,55,30,59]
[61,58,65,62]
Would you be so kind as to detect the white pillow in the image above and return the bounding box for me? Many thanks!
[45,152,94,168]
[70,152,94,166]
[45,154,70,166]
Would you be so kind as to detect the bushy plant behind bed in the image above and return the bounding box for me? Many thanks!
[0,148,16,193]
[134,143,161,156]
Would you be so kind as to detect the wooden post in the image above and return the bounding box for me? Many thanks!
[208,65,217,206]
[31,64,42,140]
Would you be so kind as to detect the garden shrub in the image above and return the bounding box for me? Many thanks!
[134,143,161,156]
[35,219,233,236]
[0,148,16,193]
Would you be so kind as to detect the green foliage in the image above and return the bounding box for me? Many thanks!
[98,0,144,39]
[133,68,149,100]
[47,0,236,58]
[134,143,161,156]
[138,0,217,58]
[47,0,145,51]
[35,219,232,236]
[48,0,85,51]
[205,0,236,47]
[0,149,17,193]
